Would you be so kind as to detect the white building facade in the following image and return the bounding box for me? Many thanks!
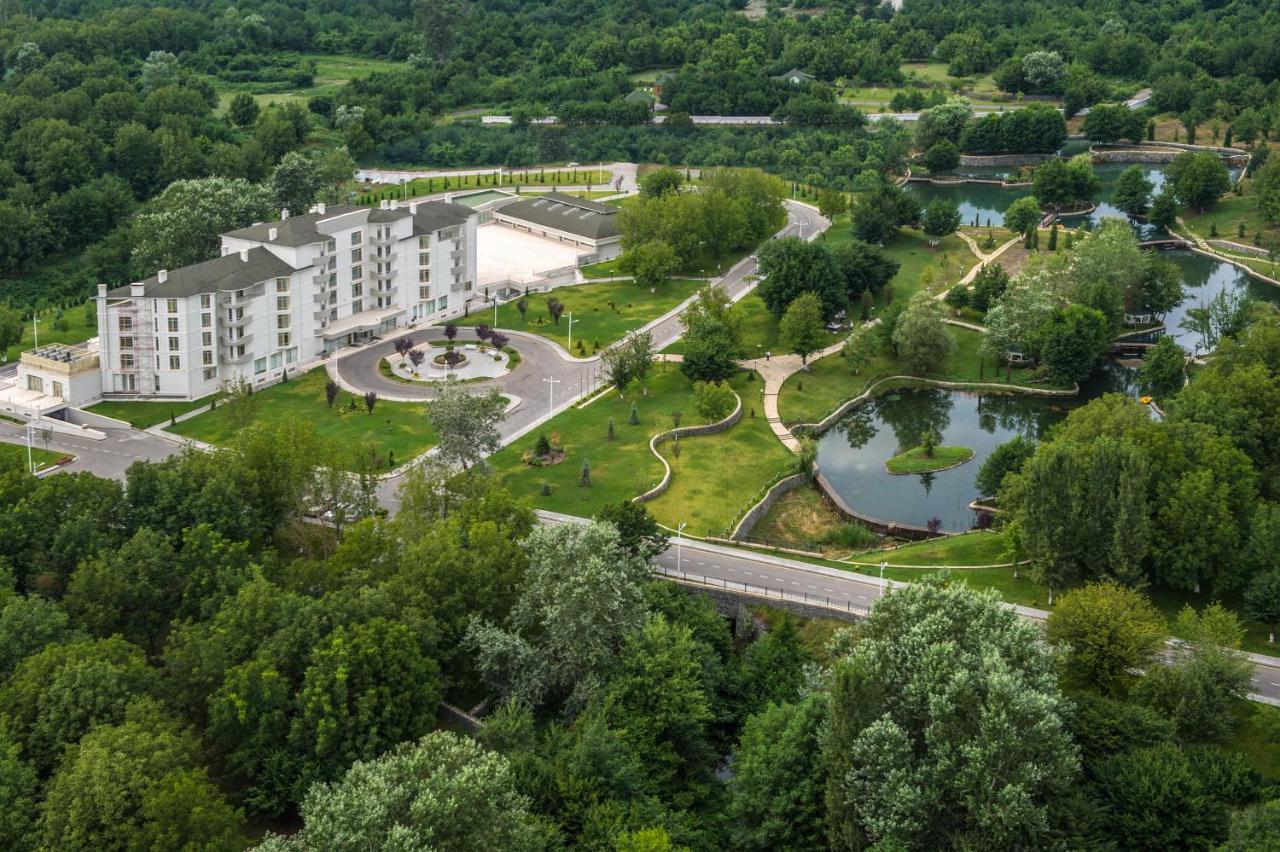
[95,200,478,400]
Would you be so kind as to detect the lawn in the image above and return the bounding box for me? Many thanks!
[823,226,976,308]
[647,372,795,536]
[0,441,73,473]
[1179,191,1279,246]
[360,170,613,202]
[580,257,626,279]
[168,368,436,469]
[456,278,702,353]
[212,53,403,113]
[885,444,975,474]
[848,531,1010,567]
[2,301,96,363]
[87,396,219,430]
[778,326,1059,426]
[490,366,792,533]
[745,483,879,555]
[1227,701,1280,779]
[662,292,782,359]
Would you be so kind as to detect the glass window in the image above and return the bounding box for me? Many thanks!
[419,236,430,249]
[351,265,362,281]
[419,268,430,282]
[254,357,267,374]
[52,381,63,399]
[200,294,211,308]
[202,350,213,366]
[168,355,180,370]
[326,239,336,253]
[418,287,430,301]
[202,331,212,346]
[328,256,337,271]
[277,315,290,329]
[351,248,363,263]
[419,251,430,266]
[120,336,134,349]
[352,299,363,313]
[276,277,290,292]
[167,317,178,332]
[286,347,297,364]
[169,336,179,351]
[270,352,283,369]
[236,344,246,357]
[201,313,211,328]
[351,231,362,246]
[120,353,134,368]
[277,332,290,348]
[276,296,289,311]
[166,299,178,313]
[329,308,337,321]
[328,290,337,305]
[204,367,217,380]
[351,283,363,298]
[118,316,133,331]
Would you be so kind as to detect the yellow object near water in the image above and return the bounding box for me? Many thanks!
[1139,395,1154,405]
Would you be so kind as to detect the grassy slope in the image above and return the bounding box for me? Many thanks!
[3,301,96,363]
[168,368,435,465]
[212,53,403,112]
[778,326,1051,426]
[490,366,792,533]
[662,292,781,358]
[0,442,74,472]
[456,278,700,352]
[88,396,217,430]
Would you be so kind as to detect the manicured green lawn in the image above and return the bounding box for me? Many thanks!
[2,301,96,363]
[823,226,976,308]
[885,445,974,474]
[580,257,626,278]
[212,53,404,113]
[168,368,436,468]
[1179,191,1275,244]
[848,531,1010,567]
[778,326,1057,426]
[360,170,613,202]
[0,441,73,473]
[647,373,795,536]
[87,396,219,430]
[457,278,701,353]
[663,292,782,358]
[491,366,792,532]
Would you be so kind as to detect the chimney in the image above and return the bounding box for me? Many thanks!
[268,227,278,241]
[97,283,107,299]
[130,282,146,298]
[409,202,419,214]
[380,199,389,210]
[281,208,290,220]
[157,269,168,283]
[239,249,248,262]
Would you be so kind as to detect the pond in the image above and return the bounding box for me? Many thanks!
[815,366,1137,533]
[1153,250,1280,354]
[909,164,1170,235]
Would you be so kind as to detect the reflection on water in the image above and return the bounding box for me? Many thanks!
[816,365,1138,532]
[1147,250,1280,354]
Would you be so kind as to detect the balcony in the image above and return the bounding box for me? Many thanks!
[450,248,465,262]
[218,330,253,349]
[374,267,395,283]
[375,285,398,300]
[313,289,330,304]
[220,348,253,365]
[373,231,395,247]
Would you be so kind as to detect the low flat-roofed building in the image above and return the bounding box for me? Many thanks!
[492,192,622,261]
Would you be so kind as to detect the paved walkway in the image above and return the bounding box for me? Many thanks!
[742,338,846,452]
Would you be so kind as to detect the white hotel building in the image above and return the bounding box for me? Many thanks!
[93,200,478,400]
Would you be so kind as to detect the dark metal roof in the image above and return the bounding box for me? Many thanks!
[223,204,366,247]
[496,192,619,241]
[411,201,474,235]
[108,247,297,299]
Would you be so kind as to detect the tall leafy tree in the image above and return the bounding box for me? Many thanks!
[1166,150,1231,212]
[756,237,846,318]
[892,291,952,374]
[778,291,827,365]
[426,381,507,470]
[1046,581,1165,695]
[130,177,275,272]
[824,577,1079,850]
[1112,165,1154,216]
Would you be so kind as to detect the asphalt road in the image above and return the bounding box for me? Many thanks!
[0,419,178,480]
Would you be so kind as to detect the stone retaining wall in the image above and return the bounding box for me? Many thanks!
[958,152,1055,167]
[814,468,939,540]
[729,473,811,541]
[633,393,743,503]
[1209,239,1269,257]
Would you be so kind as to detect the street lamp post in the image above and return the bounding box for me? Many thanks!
[676,522,687,574]
[542,375,560,411]
[25,421,34,476]
[566,312,577,353]
[31,314,39,348]
[879,561,888,599]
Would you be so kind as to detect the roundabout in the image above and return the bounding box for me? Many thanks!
[383,341,514,383]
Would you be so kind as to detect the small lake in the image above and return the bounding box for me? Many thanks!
[1154,250,1280,354]
[815,366,1137,532]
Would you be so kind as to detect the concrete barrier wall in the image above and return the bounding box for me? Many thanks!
[730,473,810,541]
[958,152,1055,167]
[814,468,939,540]
[634,393,743,503]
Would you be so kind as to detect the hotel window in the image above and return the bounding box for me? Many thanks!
[52,381,63,399]
[329,308,337,321]
[202,351,213,366]
[276,277,290,292]
[270,352,282,369]
[351,283,363,298]
[202,331,212,347]
[167,317,179,332]
[351,248,363,263]
[200,294,211,309]
[328,273,337,287]
[352,299,363,313]
[328,290,337,306]
[169,355,180,370]
[419,268,430,283]
[120,336,134,349]
[419,251,430,266]
[204,367,217,380]
[201,313,211,328]
[254,358,267,375]
[120,353,134,368]
[351,265,363,281]
[235,307,245,321]
[235,344,246,358]
[169,336,180,351]
[285,347,297,364]
[277,315,290,329]
[351,231,362,246]
[328,255,337,271]
[277,332,290,348]
[167,299,178,313]
[326,239,336,253]
[119,316,133,332]
[276,296,289,311]
[418,287,430,300]
[419,236,430,249]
